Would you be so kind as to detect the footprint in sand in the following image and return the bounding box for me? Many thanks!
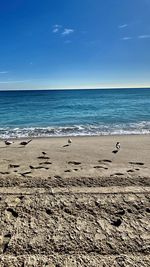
[115,209,125,216]
[20,171,32,177]
[127,166,141,173]
[68,161,81,165]
[94,166,108,170]
[18,195,24,200]
[127,169,135,173]
[0,171,10,175]
[46,208,53,215]
[98,159,112,163]
[64,168,79,172]
[110,172,124,176]
[9,164,20,168]
[64,169,72,173]
[29,165,49,170]
[54,175,61,179]
[37,156,50,160]
[111,218,122,227]
[129,162,144,166]
[2,233,12,253]
[96,160,112,169]
[39,161,52,165]
[146,208,150,213]
[7,208,18,218]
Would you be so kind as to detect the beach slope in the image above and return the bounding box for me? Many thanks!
[0,135,150,266]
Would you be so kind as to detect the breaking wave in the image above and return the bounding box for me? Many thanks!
[0,121,150,139]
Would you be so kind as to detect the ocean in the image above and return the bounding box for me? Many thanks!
[0,88,150,139]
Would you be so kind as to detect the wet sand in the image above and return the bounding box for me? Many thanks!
[0,135,150,266]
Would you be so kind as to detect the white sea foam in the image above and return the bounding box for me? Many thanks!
[0,121,150,139]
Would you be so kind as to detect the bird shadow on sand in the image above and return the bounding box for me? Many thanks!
[63,144,70,147]
[112,149,119,154]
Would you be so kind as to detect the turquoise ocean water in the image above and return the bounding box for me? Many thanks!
[0,88,150,138]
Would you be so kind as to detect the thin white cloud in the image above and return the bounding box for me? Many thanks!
[52,24,62,33]
[121,35,150,41]
[0,80,28,84]
[0,71,8,74]
[119,24,128,29]
[138,34,150,39]
[121,37,132,40]
[62,28,74,36]
[53,24,62,28]
[52,25,75,37]
[53,28,59,33]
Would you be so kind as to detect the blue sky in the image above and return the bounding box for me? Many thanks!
[0,0,150,89]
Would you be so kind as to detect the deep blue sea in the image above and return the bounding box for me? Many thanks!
[0,88,150,138]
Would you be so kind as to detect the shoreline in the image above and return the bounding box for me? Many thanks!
[1,132,150,141]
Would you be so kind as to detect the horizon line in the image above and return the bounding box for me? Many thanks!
[0,86,150,91]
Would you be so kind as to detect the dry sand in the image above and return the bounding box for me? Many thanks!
[0,135,150,266]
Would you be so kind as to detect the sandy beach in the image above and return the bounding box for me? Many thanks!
[0,135,150,266]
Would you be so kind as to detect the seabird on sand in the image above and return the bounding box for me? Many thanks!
[68,138,72,144]
[116,142,120,150]
[4,140,14,145]
[62,138,72,147]
[20,139,32,146]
